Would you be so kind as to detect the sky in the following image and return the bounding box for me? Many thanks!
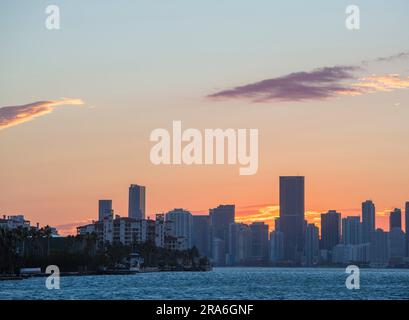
[0,0,409,235]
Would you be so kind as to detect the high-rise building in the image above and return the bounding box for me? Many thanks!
[192,215,211,258]
[249,222,269,262]
[279,176,305,263]
[128,184,146,220]
[361,200,375,243]
[405,202,409,257]
[389,228,406,260]
[370,229,389,267]
[165,208,193,248]
[274,217,281,232]
[98,200,113,221]
[342,216,362,245]
[210,204,235,259]
[304,223,319,266]
[321,210,341,251]
[270,230,284,263]
[228,223,251,265]
[389,208,402,231]
[212,238,226,266]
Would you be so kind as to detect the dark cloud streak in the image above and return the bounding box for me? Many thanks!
[207,66,361,103]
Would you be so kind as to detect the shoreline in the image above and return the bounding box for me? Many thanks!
[0,266,212,281]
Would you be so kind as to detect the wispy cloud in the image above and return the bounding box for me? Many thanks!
[208,51,409,103]
[350,74,409,94]
[374,51,409,63]
[208,66,361,103]
[0,98,84,130]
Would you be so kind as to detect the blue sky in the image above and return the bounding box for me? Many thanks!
[0,1,408,232]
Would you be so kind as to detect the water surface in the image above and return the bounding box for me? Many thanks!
[1,267,408,300]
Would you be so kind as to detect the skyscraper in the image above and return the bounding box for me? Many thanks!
[304,223,319,267]
[166,208,193,248]
[389,208,402,231]
[342,216,362,245]
[279,176,305,263]
[98,199,113,221]
[362,200,375,243]
[249,222,269,262]
[270,230,284,263]
[128,184,146,220]
[389,227,406,260]
[229,223,251,265]
[321,210,341,251]
[370,229,389,267]
[192,215,211,258]
[406,202,409,257]
[210,204,235,260]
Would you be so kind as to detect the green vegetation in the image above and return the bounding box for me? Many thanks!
[0,227,210,275]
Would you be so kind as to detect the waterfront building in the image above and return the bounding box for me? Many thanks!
[98,200,113,222]
[228,223,252,265]
[128,184,146,219]
[320,210,341,251]
[370,229,390,267]
[362,200,376,243]
[249,222,269,262]
[342,216,362,245]
[304,223,319,266]
[389,227,406,260]
[389,208,402,230]
[279,176,305,263]
[192,215,211,258]
[406,202,409,257]
[165,208,193,248]
[210,204,235,261]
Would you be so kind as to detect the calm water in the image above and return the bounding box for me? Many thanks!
[1,268,409,300]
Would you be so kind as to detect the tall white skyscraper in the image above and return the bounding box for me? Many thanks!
[165,208,193,248]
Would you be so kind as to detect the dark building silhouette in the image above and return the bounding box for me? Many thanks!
[362,200,375,243]
[389,208,402,230]
[389,227,406,260]
[249,222,269,262]
[274,217,281,232]
[342,216,362,245]
[98,199,113,221]
[128,184,146,220]
[321,210,341,251]
[370,229,389,267]
[406,202,409,257]
[279,176,305,263]
[210,204,235,264]
[192,215,211,258]
[270,230,284,263]
[304,223,319,266]
[228,223,251,265]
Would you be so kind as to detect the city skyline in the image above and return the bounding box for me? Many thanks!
[2,177,405,237]
[3,175,409,268]
[1,1,409,238]
[69,176,409,267]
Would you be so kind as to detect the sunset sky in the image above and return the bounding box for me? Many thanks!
[1,0,409,235]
